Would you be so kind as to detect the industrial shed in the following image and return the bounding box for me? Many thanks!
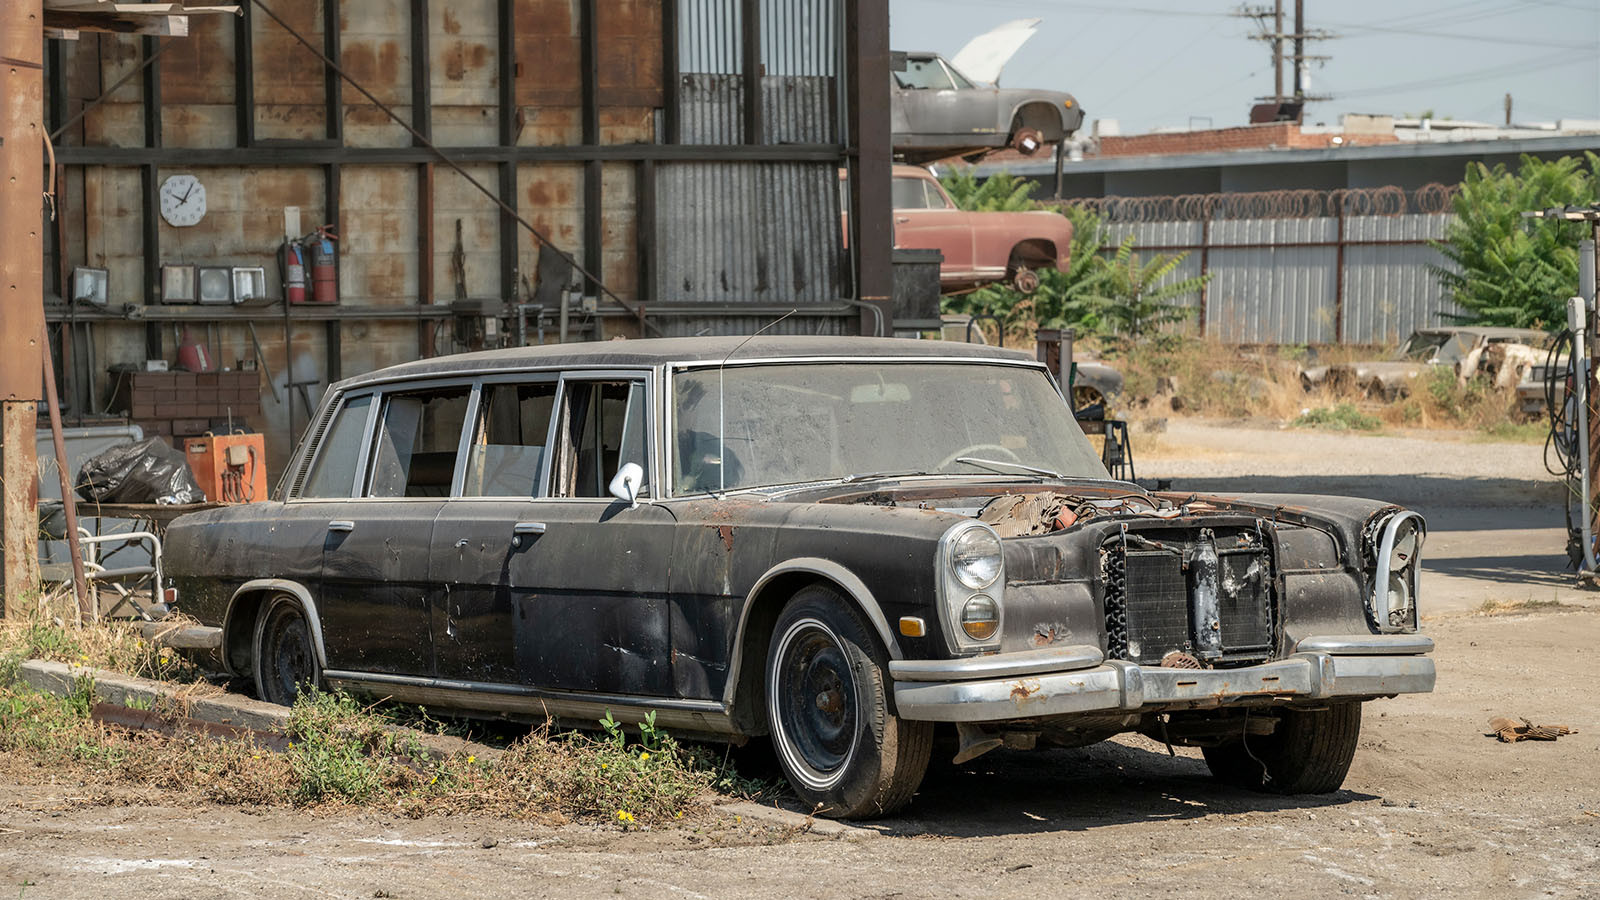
[34,0,893,473]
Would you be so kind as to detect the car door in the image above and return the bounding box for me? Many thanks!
[893,174,975,277]
[317,382,471,677]
[428,377,558,684]
[432,372,676,697]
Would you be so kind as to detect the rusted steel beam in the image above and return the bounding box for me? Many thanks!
[322,0,341,143]
[846,0,893,334]
[740,0,761,145]
[580,0,602,301]
[54,143,848,165]
[1,0,46,611]
[234,1,254,146]
[498,0,517,304]
[409,0,429,144]
[40,323,89,621]
[661,0,678,144]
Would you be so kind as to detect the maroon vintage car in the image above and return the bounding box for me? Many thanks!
[890,165,1072,294]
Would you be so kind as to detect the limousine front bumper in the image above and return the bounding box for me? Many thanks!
[889,634,1435,723]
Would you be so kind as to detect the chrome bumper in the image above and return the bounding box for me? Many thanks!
[891,635,1435,724]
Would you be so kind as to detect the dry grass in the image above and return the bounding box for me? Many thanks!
[1473,598,1575,616]
[1085,336,1537,436]
[0,591,775,825]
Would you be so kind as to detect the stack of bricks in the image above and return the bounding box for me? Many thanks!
[114,370,262,442]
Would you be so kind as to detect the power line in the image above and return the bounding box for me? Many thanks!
[1335,51,1592,100]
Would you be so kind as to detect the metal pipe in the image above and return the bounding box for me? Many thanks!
[41,323,90,623]
[1580,237,1598,572]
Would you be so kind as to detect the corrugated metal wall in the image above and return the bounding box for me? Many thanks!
[658,0,848,312]
[1103,212,1457,345]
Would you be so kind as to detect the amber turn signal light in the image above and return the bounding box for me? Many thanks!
[898,616,927,638]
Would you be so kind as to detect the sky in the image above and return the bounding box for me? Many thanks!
[889,0,1600,134]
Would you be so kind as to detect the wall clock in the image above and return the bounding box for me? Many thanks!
[159,173,207,227]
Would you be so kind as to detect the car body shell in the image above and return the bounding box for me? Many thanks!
[885,165,1073,292]
[1301,326,1552,398]
[891,51,1084,164]
[163,337,1432,748]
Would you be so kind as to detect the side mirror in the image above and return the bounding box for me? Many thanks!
[608,462,643,509]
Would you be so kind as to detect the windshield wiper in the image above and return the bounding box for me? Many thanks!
[954,456,1063,478]
[840,470,934,483]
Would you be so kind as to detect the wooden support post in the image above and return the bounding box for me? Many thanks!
[846,0,893,334]
[1,0,46,613]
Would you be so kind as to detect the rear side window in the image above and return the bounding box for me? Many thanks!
[366,387,471,498]
[462,382,558,497]
[893,177,928,210]
[300,395,372,498]
[552,380,649,499]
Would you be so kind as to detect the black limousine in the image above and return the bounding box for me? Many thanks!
[165,336,1434,818]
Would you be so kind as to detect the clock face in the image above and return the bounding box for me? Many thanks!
[159,174,206,227]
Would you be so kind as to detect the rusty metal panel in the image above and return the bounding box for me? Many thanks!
[432,163,502,301]
[84,36,146,146]
[341,167,419,305]
[252,0,327,140]
[430,0,498,145]
[341,0,414,148]
[159,13,235,148]
[654,161,843,304]
[518,162,585,297]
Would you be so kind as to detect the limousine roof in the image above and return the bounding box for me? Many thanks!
[335,335,1036,391]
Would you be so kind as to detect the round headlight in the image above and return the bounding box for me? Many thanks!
[951,528,1002,589]
[961,594,1000,641]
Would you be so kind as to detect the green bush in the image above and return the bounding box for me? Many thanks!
[1294,403,1383,431]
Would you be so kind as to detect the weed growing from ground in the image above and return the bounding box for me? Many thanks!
[1294,403,1384,432]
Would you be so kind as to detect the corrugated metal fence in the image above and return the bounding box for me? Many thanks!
[1071,186,1462,345]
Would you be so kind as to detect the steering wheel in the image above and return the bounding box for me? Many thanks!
[939,443,1023,471]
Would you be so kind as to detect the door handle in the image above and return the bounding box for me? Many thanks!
[895,216,910,224]
[327,520,354,533]
[511,521,546,548]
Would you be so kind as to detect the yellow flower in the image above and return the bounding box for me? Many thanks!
[601,763,608,770]
[616,810,634,823]
[466,755,476,764]
[429,776,438,785]
[639,752,650,761]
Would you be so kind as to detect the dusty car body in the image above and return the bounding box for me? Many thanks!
[889,166,1073,293]
[891,50,1084,165]
[164,337,1435,818]
[1301,326,1552,398]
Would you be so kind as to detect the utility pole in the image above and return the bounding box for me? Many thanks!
[0,0,45,613]
[1239,0,1334,113]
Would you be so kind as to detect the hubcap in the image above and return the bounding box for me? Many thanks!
[771,619,859,791]
[267,612,314,704]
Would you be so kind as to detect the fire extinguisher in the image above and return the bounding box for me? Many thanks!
[310,225,338,304]
[282,239,307,305]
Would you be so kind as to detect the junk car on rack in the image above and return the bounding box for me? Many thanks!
[163,336,1435,818]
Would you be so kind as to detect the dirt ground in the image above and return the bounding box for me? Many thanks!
[3,420,1597,899]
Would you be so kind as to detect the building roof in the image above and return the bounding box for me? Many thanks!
[336,336,1034,390]
[978,132,1600,179]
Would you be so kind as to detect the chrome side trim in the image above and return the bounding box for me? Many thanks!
[224,579,329,673]
[322,670,737,736]
[888,644,1103,682]
[1294,634,1434,656]
[892,653,1436,723]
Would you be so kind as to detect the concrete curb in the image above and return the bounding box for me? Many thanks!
[712,801,881,839]
[10,659,499,761]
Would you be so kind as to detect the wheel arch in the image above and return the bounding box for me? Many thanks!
[724,558,903,734]
[1008,238,1057,271]
[1009,100,1068,138]
[222,579,328,676]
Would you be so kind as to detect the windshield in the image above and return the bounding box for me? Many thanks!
[671,362,1110,494]
[1396,331,1469,363]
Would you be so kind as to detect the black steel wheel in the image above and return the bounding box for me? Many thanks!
[1202,702,1363,794]
[765,585,932,819]
[253,595,322,706]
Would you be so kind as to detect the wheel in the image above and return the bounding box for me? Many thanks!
[1010,266,1041,294]
[765,585,933,818]
[1202,702,1362,794]
[253,595,322,706]
[1010,127,1044,155]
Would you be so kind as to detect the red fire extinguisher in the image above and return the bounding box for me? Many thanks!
[309,226,338,304]
[282,239,307,305]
